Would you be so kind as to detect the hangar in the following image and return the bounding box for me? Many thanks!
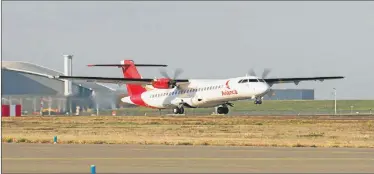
[1,59,119,115]
[264,89,314,100]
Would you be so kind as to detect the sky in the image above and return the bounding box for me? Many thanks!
[2,1,374,100]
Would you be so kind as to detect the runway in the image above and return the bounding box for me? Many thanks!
[3,143,374,173]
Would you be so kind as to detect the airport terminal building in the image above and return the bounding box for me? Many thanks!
[2,60,120,115]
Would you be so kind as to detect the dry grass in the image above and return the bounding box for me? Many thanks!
[2,115,374,148]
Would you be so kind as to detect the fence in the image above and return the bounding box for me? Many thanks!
[1,95,114,116]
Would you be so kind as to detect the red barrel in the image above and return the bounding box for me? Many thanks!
[2,104,21,117]
[2,105,10,117]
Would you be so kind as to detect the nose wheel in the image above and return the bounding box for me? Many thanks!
[254,98,263,104]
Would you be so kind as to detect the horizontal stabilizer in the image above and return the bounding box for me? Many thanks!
[87,64,167,67]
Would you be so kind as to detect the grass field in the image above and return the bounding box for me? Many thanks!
[104,100,374,115]
[2,115,374,148]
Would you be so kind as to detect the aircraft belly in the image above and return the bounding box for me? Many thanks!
[141,94,165,109]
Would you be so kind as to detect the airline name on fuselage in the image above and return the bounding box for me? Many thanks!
[221,90,238,96]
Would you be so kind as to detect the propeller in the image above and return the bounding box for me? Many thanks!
[248,68,271,79]
[262,68,271,79]
[159,68,184,88]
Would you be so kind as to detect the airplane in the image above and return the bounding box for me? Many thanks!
[54,60,344,115]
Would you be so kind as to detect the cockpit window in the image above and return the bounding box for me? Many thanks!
[239,78,265,83]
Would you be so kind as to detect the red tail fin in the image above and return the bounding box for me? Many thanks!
[86,60,167,96]
[120,60,147,96]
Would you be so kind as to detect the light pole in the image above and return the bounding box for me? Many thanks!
[350,105,354,115]
[333,88,337,115]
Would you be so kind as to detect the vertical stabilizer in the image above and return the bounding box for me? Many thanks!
[120,60,146,96]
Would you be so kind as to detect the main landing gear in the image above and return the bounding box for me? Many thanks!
[216,102,233,115]
[216,106,229,114]
[173,106,185,114]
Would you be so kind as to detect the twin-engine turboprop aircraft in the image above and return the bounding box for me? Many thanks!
[54,60,344,114]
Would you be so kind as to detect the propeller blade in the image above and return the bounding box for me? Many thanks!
[249,68,256,76]
[262,68,271,79]
[159,68,170,79]
[173,68,184,79]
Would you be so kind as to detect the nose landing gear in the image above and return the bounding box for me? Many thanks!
[254,98,263,105]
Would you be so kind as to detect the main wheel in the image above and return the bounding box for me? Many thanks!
[173,107,185,114]
[217,107,229,114]
[173,107,180,114]
[179,107,185,114]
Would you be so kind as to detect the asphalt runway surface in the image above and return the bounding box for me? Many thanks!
[3,143,374,173]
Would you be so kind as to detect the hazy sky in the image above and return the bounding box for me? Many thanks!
[3,1,374,100]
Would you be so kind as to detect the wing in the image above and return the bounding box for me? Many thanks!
[53,75,189,85]
[264,76,344,85]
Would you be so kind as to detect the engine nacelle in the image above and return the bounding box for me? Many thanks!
[151,78,173,89]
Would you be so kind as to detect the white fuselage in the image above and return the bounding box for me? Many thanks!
[121,76,270,109]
